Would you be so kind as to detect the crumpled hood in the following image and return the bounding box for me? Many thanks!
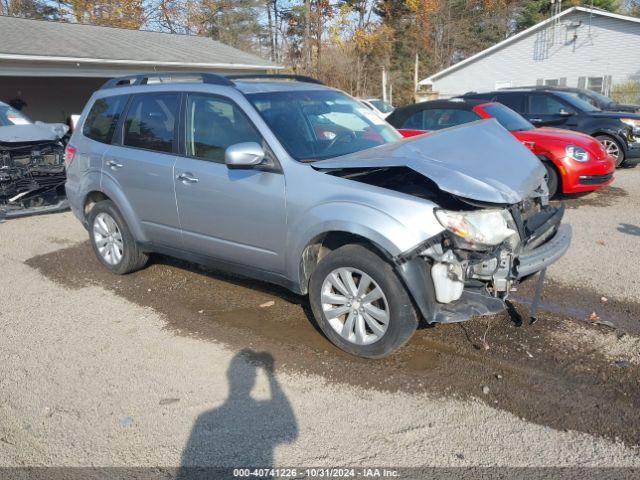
[0,122,68,144]
[313,119,546,204]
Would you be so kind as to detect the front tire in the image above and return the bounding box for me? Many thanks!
[309,244,419,358]
[88,200,149,275]
[543,162,560,198]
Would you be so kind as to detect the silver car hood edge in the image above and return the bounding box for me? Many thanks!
[313,119,547,204]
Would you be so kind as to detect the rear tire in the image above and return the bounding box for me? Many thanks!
[309,244,419,358]
[543,162,560,198]
[596,135,625,167]
[88,200,148,275]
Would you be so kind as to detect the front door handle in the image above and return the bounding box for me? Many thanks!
[177,172,199,184]
[530,118,543,123]
[106,159,123,169]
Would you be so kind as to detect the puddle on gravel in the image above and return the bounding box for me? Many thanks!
[27,242,640,446]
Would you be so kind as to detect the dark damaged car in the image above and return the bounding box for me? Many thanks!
[65,74,572,358]
[0,101,69,219]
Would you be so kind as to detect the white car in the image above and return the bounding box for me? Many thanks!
[358,98,395,118]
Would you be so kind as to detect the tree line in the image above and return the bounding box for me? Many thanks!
[1,0,638,105]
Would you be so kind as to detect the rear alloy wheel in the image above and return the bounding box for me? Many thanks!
[309,244,419,358]
[596,135,625,167]
[88,200,149,275]
[543,162,560,198]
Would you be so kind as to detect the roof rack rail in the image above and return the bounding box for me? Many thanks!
[100,72,235,90]
[227,74,324,85]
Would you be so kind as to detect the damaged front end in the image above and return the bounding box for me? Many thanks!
[314,120,572,324]
[0,125,69,220]
[399,197,571,324]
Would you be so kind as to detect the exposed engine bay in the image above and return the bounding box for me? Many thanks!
[0,126,68,220]
[320,161,569,325]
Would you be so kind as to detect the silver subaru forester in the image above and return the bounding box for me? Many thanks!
[65,73,571,358]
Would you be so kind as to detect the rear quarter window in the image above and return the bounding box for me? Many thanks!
[82,95,128,143]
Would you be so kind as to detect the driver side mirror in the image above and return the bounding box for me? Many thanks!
[225,142,265,168]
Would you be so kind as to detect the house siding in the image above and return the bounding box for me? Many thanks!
[429,10,640,98]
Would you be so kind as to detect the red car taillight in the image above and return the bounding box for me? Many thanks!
[64,144,76,167]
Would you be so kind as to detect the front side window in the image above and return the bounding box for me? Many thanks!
[403,108,480,131]
[123,93,178,153]
[528,94,572,115]
[554,91,600,112]
[82,96,127,143]
[247,90,401,161]
[481,103,532,132]
[185,94,261,162]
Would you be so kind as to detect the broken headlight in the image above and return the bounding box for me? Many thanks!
[435,209,518,249]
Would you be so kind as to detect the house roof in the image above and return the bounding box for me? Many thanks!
[0,15,281,71]
[420,7,640,85]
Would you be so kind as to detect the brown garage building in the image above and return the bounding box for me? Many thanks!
[0,16,280,123]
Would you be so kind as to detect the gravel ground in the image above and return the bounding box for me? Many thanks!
[0,173,639,470]
[549,168,640,303]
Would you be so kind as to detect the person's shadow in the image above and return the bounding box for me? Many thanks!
[177,349,298,479]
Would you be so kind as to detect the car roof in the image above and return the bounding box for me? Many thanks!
[233,80,335,94]
[386,98,492,128]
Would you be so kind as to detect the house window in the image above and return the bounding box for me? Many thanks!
[587,77,604,94]
[545,79,559,87]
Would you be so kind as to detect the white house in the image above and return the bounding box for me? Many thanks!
[0,16,281,122]
[419,7,640,99]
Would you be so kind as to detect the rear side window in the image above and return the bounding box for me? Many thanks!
[83,95,127,143]
[402,108,480,130]
[123,93,179,153]
[494,93,525,113]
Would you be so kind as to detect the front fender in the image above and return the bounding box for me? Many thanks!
[286,201,441,289]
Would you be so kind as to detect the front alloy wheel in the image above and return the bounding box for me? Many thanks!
[321,267,390,345]
[596,135,624,167]
[309,244,419,358]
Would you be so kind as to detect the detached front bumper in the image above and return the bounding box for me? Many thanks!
[516,224,572,278]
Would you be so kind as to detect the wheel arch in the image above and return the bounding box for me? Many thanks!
[537,154,563,195]
[297,230,394,295]
[82,179,147,243]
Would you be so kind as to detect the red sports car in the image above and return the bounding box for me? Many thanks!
[386,99,615,197]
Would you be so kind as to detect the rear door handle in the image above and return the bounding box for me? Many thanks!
[106,159,123,169]
[177,172,199,184]
[530,118,543,123]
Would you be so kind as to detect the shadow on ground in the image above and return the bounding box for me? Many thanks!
[176,350,297,476]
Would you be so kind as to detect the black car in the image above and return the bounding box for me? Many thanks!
[463,88,640,167]
[498,86,640,114]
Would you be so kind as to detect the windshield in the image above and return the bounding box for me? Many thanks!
[574,90,615,108]
[370,100,394,113]
[247,90,401,161]
[555,91,600,112]
[481,103,533,131]
[0,105,33,127]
